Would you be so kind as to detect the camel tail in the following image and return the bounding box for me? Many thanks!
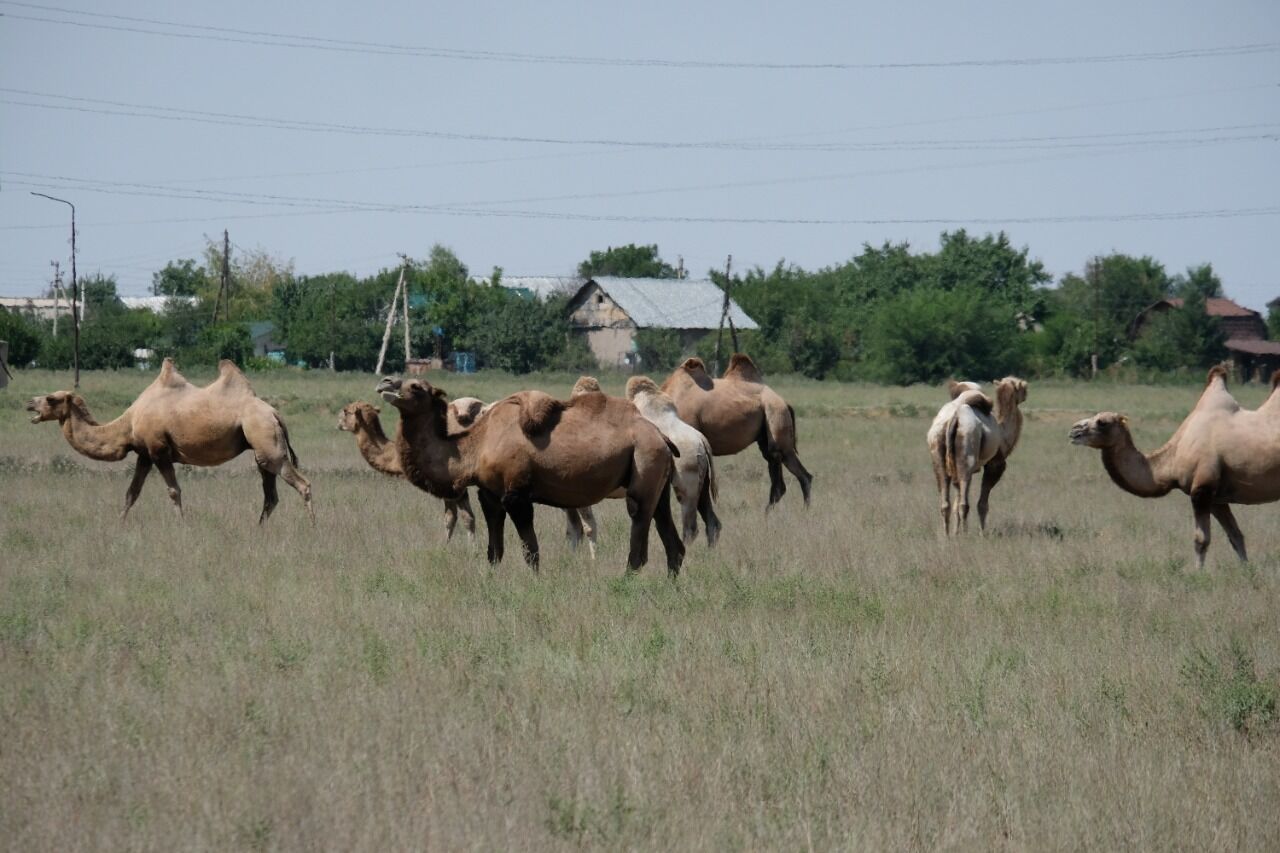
[943,410,960,482]
[705,440,718,501]
[662,435,681,459]
[276,414,299,467]
[788,404,798,449]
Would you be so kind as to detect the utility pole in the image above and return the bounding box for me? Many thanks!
[401,256,412,365]
[212,229,231,323]
[329,277,337,371]
[50,260,62,337]
[31,192,79,388]
[676,256,685,280]
[713,254,733,375]
[375,261,406,376]
[1089,255,1100,379]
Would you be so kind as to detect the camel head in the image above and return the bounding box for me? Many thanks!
[571,376,603,396]
[26,391,86,424]
[376,377,447,415]
[1069,412,1130,448]
[337,401,380,432]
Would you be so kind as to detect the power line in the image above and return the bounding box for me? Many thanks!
[4,175,1277,227]
[3,2,1277,70]
[4,89,1278,151]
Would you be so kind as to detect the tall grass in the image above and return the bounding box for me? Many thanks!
[2,368,1277,850]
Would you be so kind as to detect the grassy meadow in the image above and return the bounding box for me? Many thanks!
[2,366,1278,850]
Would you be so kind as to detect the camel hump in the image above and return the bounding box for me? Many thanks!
[955,389,993,414]
[723,353,762,382]
[519,391,564,436]
[678,357,708,376]
[1206,363,1231,388]
[216,359,255,392]
[625,376,660,400]
[156,357,188,389]
[948,379,981,400]
[572,376,603,396]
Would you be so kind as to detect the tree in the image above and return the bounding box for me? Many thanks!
[1269,303,1280,340]
[860,285,1026,384]
[0,308,42,367]
[1053,254,1171,371]
[152,258,208,297]
[1130,290,1227,372]
[1173,263,1224,300]
[578,244,677,279]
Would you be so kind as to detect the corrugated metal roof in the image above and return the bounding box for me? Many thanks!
[1225,338,1280,355]
[497,276,582,299]
[584,277,758,330]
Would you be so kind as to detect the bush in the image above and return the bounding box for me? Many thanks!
[633,329,685,373]
[860,286,1026,384]
[194,323,254,365]
[0,309,43,367]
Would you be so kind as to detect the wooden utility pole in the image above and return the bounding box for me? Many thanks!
[212,229,231,323]
[50,260,62,338]
[402,266,412,364]
[713,254,733,374]
[676,256,685,280]
[1089,256,1100,379]
[375,264,406,376]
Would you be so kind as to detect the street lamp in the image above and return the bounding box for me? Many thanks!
[31,192,79,388]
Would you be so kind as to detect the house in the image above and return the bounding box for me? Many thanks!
[1132,296,1280,381]
[247,321,285,359]
[0,295,81,322]
[564,277,758,368]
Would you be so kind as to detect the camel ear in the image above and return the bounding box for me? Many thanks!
[432,387,448,401]
[71,395,86,410]
[1016,381,1027,403]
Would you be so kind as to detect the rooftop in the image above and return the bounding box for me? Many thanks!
[576,276,758,330]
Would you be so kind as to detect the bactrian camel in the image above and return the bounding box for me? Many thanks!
[377,377,684,574]
[27,358,312,522]
[1070,366,1280,568]
[928,377,1028,534]
[337,400,476,541]
[661,354,812,509]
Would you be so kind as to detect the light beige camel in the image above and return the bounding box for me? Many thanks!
[1070,366,1280,568]
[377,377,684,574]
[27,358,312,522]
[338,400,476,541]
[661,354,812,509]
[928,377,1027,534]
[626,376,721,545]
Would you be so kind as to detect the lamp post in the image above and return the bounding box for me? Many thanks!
[31,192,79,388]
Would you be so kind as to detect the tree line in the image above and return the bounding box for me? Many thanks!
[2,233,1273,383]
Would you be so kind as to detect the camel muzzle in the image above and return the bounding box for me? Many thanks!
[1068,421,1091,445]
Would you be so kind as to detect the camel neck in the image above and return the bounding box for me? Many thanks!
[395,406,472,497]
[994,398,1023,457]
[353,421,402,476]
[61,407,133,462]
[1100,433,1174,498]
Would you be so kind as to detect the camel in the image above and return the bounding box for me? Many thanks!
[337,400,476,542]
[928,377,1028,534]
[377,377,684,574]
[626,376,721,545]
[1070,366,1280,568]
[661,354,812,509]
[26,358,312,523]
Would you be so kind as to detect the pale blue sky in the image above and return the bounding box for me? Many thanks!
[2,1,1277,309]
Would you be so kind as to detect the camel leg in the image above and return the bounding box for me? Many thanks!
[258,469,280,525]
[443,499,459,541]
[456,491,477,542]
[976,458,1006,533]
[503,493,540,572]
[764,457,787,510]
[934,465,952,536]
[956,472,972,534]
[155,459,183,519]
[624,496,651,574]
[653,483,684,578]
[277,461,314,524]
[477,489,507,565]
[678,482,700,546]
[565,508,584,551]
[1211,504,1247,564]
[782,450,813,507]
[121,455,153,520]
[1191,491,1213,570]
[578,506,598,560]
[697,475,721,547]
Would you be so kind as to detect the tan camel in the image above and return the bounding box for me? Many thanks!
[337,401,476,541]
[1070,366,1280,568]
[626,376,721,545]
[927,377,1027,534]
[377,377,684,574]
[661,354,812,509]
[27,358,312,522]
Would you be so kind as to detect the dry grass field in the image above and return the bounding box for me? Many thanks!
[2,367,1278,851]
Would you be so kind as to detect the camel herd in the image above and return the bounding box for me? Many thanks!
[25,356,1280,572]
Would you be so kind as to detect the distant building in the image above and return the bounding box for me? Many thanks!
[497,276,581,301]
[1132,296,1280,381]
[121,295,197,313]
[0,295,79,322]
[564,277,758,368]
